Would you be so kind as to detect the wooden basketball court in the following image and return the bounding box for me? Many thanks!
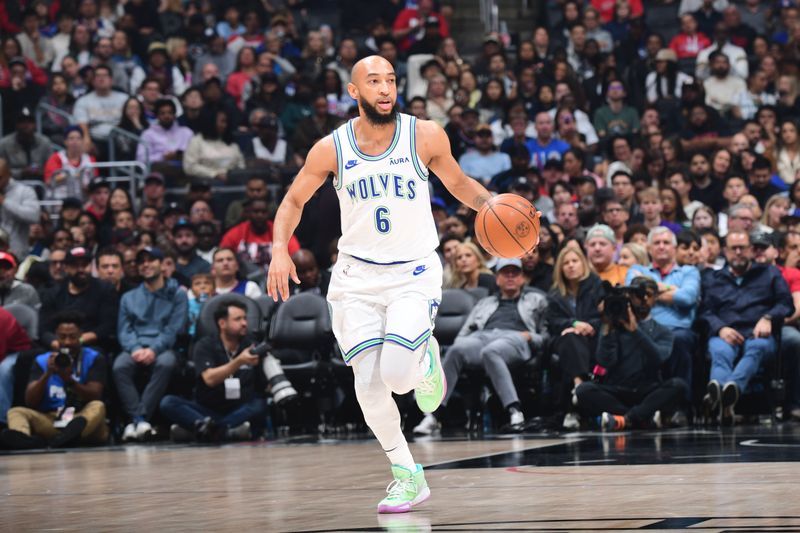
[2,426,799,531]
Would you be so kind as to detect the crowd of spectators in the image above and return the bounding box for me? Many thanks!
[0,0,799,447]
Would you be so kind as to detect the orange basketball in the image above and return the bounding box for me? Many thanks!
[474,193,541,259]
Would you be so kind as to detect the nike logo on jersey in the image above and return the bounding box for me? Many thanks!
[345,159,360,169]
[412,265,427,276]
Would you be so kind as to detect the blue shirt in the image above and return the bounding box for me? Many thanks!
[458,150,511,184]
[529,138,570,170]
[625,263,700,329]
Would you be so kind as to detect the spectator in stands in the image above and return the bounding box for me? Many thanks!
[0,304,32,427]
[72,64,128,157]
[601,197,630,246]
[696,21,749,81]
[46,248,67,287]
[211,247,261,299]
[290,248,330,297]
[0,158,39,258]
[245,112,290,167]
[43,126,96,200]
[529,111,570,170]
[0,251,40,308]
[732,70,777,121]
[700,230,794,422]
[445,241,496,294]
[83,177,110,223]
[137,98,193,170]
[576,276,685,430]
[114,246,187,442]
[292,94,342,159]
[140,172,165,211]
[458,124,511,184]
[593,80,640,139]
[667,168,704,221]
[703,51,746,114]
[95,247,134,295]
[17,8,55,69]
[556,202,580,240]
[183,108,245,183]
[414,258,549,434]
[160,301,266,442]
[0,56,46,134]
[669,13,711,60]
[0,108,51,179]
[136,206,160,235]
[196,221,219,264]
[1,311,107,449]
[752,232,800,420]
[639,187,682,233]
[392,0,449,54]
[547,246,603,428]
[39,246,117,352]
[221,198,299,269]
[225,176,271,230]
[587,224,628,286]
[626,227,700,399]
[172,219,210,282]
[521,244,553,292]
[748,155,783,210]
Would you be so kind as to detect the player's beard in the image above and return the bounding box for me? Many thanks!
[360,97,398,126]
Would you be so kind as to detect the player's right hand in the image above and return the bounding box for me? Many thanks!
[267,248,300,302]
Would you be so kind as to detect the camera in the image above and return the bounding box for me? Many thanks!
[251,341,298,406]
[600,281,645,325]
[54,347,72,369]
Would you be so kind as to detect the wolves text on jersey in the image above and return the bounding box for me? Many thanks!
[344,173,418,205]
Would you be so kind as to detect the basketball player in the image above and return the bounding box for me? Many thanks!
[268,56,503,513]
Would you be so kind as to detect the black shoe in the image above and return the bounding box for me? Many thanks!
[0,429,47,450]
[706,380,721,409]
[51,417,87,448]
[195,417,223,443]
[721,382,739,409]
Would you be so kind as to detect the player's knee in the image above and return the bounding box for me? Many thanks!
[381,366,415,395]
[379,346,418,394]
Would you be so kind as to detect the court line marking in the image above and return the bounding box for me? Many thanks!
[423,438,584,468]
[563,458,618,464]
[671,453,741,459]
[741,439,800,448]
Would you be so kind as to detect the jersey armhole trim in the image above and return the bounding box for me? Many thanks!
[332,129,343,190]
[410,116,429,182]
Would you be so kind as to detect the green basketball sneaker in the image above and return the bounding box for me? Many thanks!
[377,464,430,513]
[415,336,446,414]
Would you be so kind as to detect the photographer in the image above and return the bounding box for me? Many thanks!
[1,312,108,450]
[575,277,687,430]
[159,302,272,442]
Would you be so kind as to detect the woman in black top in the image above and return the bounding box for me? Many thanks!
[546,246,603,411]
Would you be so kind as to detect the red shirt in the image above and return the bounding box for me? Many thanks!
[220,220,301,267]
[0,307,31,362]
[392,9,450,52]
[778,265,800,294]
[592,0,643,23]
[669,32,711,59]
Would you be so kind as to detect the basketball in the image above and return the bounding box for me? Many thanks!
[474,193,541,259]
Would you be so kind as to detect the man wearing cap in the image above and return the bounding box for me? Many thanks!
[700,230,794,422]
[586,224,629,286]
[458,124,511,184]
[0,159,40,259]
[137,98,194,168]
[39,247,119,353]
[625,227,701,401]
[646,49,695,104]
[72,65,129,155]
[173,219,211,282]
[414,258,549,435]
[0,251,40,308]
[0,306,32,429]
[755,231,800,420]
[247,113,290,166]
[392,0,450,53]
[115,246,187,441]
[142,173,166,211]
[0,108,51,179]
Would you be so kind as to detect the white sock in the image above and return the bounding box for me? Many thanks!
[420,342,432,378]
[385,442,416,471]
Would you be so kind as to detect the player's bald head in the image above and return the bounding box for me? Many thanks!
[350,55,395,86]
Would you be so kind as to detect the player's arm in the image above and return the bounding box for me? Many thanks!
[417,119,492,212]
[268,135,337,302]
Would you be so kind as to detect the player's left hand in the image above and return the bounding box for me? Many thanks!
[267,249,300,302]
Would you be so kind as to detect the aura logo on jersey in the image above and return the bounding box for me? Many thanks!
[344,173,418,204]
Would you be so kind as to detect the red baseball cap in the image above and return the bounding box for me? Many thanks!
[0,251,17,268]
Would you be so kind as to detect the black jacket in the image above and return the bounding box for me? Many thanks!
[596,319,674,388]
[39,278,119,349]
[546,273,603,337]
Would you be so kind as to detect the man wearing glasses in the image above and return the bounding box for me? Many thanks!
[699,230,794,423]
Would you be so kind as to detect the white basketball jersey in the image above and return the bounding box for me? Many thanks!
[332,113,439,263]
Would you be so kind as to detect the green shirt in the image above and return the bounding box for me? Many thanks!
[593,105,640,137]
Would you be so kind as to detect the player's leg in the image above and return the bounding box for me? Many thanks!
[382,296,445,414]
[330,296,429,513]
